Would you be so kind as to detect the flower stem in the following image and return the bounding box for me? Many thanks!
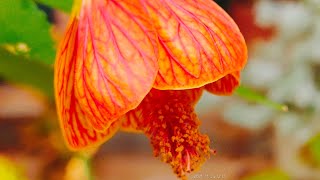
[83,156,94,180]
[236,86,288,112]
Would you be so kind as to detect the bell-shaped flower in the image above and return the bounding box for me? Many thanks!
[54,0,247,178]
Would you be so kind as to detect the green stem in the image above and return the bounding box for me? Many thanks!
[236,86,288,112]
[84,157,94,180]
[77,154,94,180]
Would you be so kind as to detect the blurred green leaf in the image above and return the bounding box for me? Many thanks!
[301,134,320,167]
[308,134,320,166]
[34,0,73,12]
[0,0,55,64]
[236,86,288,112]
[0,48,54,98]
[242,169,290,180]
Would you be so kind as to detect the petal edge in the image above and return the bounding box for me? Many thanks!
[144,0,247,89]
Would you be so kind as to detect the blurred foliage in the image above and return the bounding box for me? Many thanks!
[0,156,27,180]
[301,134,320,167]
[236,86,288,112]
[0,48,54,98]
[35,0,73,13]
[0,0,55,64]
[308,135,320,166]
[242,169,290,180]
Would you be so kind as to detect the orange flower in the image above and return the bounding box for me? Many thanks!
[54,0,247,178]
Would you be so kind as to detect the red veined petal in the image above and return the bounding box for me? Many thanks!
[120,88,204,133]
[54,18,121,150]
[143,0,247,89]
[205,71,240,95]
[120,107,143,133]
[57,0,158,134]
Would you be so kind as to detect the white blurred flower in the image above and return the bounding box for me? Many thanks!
[268,64,317,108]
[276,2,312,39]
[223,102,274,130]
[255,0,279,27]
[243,58,283,88]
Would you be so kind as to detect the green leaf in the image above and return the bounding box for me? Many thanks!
[0,48,54,99]
[242,169,290,180]
[308,135,320,166]
[236,86,288,112]
[0,0,55,64]
[34,0,73,12]
[301,134,320,167]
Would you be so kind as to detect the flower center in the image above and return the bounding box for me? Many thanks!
[140,90,212,179]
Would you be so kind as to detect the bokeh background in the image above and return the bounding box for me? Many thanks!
[1,0,320,179]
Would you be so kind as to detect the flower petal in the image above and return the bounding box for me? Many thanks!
[55,0,158,149]
[120,107,143,133]
[54,18,120,150]
[205,71,240,95]
[120,88,203,133]
[144,0,247,89]
[57,0,158,133]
